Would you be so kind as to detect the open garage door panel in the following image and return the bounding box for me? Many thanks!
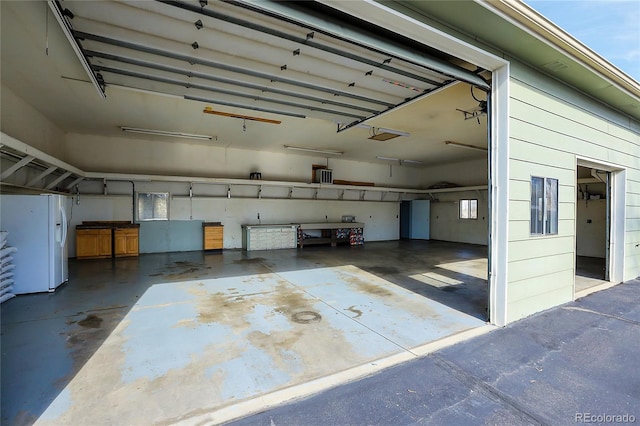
[53,0,489,127]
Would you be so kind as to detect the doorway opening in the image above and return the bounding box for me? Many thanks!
[575,162,618,295]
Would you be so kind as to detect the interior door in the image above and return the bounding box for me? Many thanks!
[409,200,430,240]
[399,201,411,239]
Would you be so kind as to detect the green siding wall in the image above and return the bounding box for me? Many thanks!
[507,63,640,323]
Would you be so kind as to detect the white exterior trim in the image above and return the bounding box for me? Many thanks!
[318,0,507,72]
[489,64,511,327]
[576,156,627,285]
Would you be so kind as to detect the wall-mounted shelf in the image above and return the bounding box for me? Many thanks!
[2,133,488,202]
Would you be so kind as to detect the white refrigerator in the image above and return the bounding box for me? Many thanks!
[0,194,70,294]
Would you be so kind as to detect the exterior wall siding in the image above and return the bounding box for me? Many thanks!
[506,62,640,323]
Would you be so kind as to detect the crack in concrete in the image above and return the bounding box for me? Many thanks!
[431,354,550,426]
[562,307,640,326]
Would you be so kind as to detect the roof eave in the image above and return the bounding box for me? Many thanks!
[478,0,640,100]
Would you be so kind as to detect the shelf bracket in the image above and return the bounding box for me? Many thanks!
[258,185,262,199]
[45,171,72,190]
[339,190,345,200]
[189,183,193,198]
[0,155,35,181]
[103,178,108,195]
[65,176,84,190]
[227,185,231,198]
[26,165,58,188]
[360,190,366,201]
[313,189,318,200]
[288,187,293,199]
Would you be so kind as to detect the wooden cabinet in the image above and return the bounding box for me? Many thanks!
[76,223,140,259]
[203,223,223,250]
[114,228,139,257]
[76,229,112,259]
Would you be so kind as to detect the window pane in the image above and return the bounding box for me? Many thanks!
[470,199,478,219]
[460,200,469,219]
[530,177,544,234]
[545,178,558,234]
[138,192,169,221]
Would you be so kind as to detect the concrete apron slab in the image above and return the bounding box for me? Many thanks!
[36,265,489,425]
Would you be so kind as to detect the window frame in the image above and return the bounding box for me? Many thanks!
[459,198,478,220]
[136,192,170,222]
[530,176,558,236]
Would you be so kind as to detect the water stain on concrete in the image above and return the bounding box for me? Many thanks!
[78,314,103,328]
[343,273,393,297]
[291,311,322,324]
[367,266,400,275]
[345,306,363,319]
[233,257,266,264]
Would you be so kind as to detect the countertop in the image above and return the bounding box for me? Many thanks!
[298,222,364,229]
[241,222,364,229]
[76,221,140,230]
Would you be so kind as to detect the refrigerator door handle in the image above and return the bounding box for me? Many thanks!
[60,204,68,247]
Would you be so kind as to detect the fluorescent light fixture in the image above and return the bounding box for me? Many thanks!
[374,127,410,137]
[376,156,422,165]
[445,141,488,152]
[121,127,214,141]
[284,145,343,155]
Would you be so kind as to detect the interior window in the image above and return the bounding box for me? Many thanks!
[459,199,478,219]
[137,192,169,221]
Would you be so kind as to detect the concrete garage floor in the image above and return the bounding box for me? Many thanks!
[575,256,610,296]
[1,240,489,425]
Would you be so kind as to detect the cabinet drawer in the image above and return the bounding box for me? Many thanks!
[203,226,223,250]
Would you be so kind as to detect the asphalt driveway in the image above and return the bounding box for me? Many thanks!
[229,278,640,425]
